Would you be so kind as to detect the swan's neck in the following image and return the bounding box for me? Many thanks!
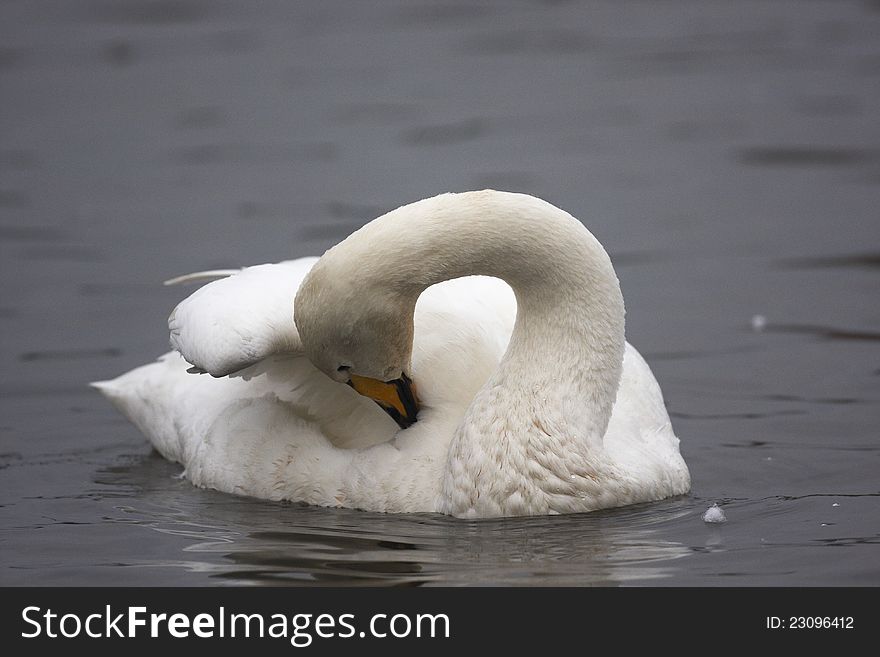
[330,191,626,516]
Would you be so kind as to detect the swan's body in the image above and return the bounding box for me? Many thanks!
[95,191,690,517]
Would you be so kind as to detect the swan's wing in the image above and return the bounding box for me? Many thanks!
[106,272,518,457]
[159,255,400,450]
[603,343,690,489]
[92,273,518,506]
[168,258,318,377]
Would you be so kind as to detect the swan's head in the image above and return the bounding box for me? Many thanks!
[294,254,420,429]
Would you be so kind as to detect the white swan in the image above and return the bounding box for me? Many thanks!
[94,190,690,518]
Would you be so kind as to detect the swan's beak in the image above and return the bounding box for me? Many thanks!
[348,373,420,429]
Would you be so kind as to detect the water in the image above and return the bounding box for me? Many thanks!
[1,0,878,586]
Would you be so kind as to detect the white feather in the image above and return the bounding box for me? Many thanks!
[163,269,242,286]
[95,191,690,517]
[167,258,317,376]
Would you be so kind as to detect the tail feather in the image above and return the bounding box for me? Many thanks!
[163,269,241,286]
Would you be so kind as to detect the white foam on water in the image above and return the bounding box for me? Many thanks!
[702,503,727,524]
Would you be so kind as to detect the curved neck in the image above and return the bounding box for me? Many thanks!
[329,190,626,438]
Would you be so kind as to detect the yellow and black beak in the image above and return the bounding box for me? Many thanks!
[347,373,420,429]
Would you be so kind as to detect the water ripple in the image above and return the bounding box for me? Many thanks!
[738,147,876,167]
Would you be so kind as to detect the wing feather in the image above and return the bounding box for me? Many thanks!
[167,257,318,376]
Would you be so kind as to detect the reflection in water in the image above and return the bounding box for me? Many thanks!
[94,454,693,586]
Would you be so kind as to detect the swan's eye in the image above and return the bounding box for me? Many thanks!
[337,365,351,373]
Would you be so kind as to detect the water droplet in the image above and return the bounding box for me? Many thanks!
[751,314,767,332]
[702,503,727,524]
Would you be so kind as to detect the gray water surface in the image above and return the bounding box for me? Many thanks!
[1,0,879,586]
